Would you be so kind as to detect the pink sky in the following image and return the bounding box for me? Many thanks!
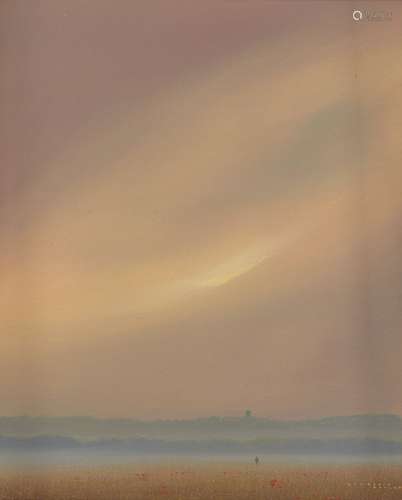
[1,1,401,419]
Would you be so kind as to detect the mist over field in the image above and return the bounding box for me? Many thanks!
[1,414,402,466]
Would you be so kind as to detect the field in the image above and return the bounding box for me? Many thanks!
[1,463,402,500]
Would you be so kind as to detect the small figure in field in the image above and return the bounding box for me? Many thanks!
[254,456,260,465]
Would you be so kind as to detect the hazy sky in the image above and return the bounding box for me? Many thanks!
[1,1,401,419]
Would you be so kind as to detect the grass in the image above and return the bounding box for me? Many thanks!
[0,463,402,499]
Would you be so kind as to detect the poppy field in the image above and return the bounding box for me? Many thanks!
[1,463,402,500]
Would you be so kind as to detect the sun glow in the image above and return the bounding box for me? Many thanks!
[195,246,271,288]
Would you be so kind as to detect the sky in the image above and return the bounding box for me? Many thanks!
[1,0,401,419]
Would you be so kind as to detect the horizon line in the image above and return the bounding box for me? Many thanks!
[2,412,401,422]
